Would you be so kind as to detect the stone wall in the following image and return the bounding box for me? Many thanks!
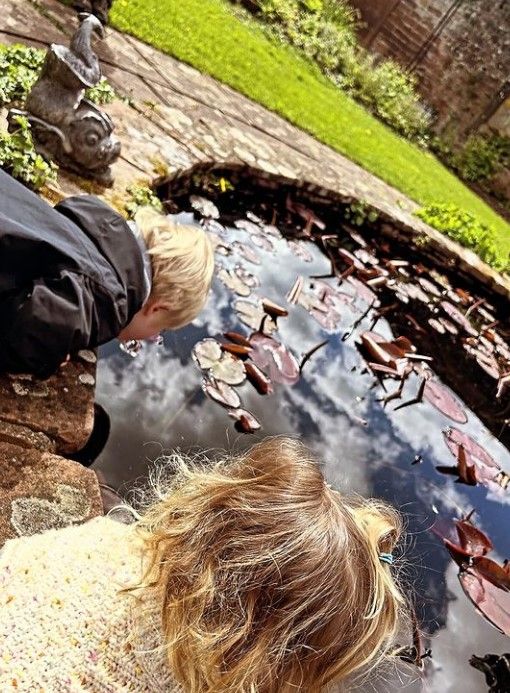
[351,0,510,136]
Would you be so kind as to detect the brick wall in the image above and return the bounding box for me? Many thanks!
[350,0,510,136]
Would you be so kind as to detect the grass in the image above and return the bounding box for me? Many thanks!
[111,0,510,266]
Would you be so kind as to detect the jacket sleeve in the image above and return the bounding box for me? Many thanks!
[0,271,97,378]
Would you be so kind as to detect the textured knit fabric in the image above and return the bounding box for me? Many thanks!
[0,517,179,692]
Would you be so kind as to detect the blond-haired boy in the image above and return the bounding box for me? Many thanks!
[0,169,214,377]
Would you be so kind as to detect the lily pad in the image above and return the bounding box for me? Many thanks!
[443,428,499,470]
[202,377,241,409]
[231,241,261,265]
[192,339,222,370]
[228,408,261,433]
[218,268,251,297]
[249,333,300,385]
[234,299,277,334]
[190,195,219,220]
[210,353,246,386]
[424,379,468,423]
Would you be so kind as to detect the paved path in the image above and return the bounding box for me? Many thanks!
[2,0,509,298]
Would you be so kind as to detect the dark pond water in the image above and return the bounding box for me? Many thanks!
[95,203,510,692]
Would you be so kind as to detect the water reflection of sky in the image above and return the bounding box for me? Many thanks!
[95,215,510,691]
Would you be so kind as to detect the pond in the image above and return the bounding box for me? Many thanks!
[94,191,510,692]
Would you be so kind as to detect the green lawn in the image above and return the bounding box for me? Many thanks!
[111,0,510,263]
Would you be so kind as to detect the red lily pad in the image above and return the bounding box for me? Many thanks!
[418,277,443,297]
[443,428,499,471]
[249,333,300,385]
[460,570,510,636]
[346,276,380,306]
[228,408,261,433]
[423,379,468,423]
[251,233,275,252]
[245,362,273,395]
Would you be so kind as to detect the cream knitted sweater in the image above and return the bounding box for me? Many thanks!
[0,517,179,691]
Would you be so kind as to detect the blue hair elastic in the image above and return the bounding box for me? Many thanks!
[379,553,394,566]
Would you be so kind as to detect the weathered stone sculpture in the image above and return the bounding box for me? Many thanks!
[8,15,120,186]
[73,0,113,25]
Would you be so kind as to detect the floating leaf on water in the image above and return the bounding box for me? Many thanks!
[400,282,430,304]
[261,223,281,239]
[428,318,446,334]
[249,333,300,385]
[443,428,499,471]
[202,377,241,409]
[310,306,341,332]
[234,265,260,288]
[192,338,222,370]
[262,298,288,319]
[223,331,252,347]
[460,570,510,636]
[78,373,95,386]
[234,300,277,334]
[245,362,273,395]
[190,195,219,220]
[346,276,380,306]
[221,342,251,358]
[203,219,226,236]
[251,233,275,252]
[455,517,494,557]
[228,408,261,433]
[231,241,261,265]
[471,556,510,592]
[234,219,261,235]
[210,353,246,386]
[287,240,313,262]
[287,276,304,305]
[218,268,251,297]
[246,211,263,225]
[439,318,459,336]
[423,379,468,423]
[441,301,478,336]
[418,277,442,297]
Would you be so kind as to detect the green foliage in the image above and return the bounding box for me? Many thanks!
[0,115,58,190]
[125,184,163,218]
[85,77,117,105]
[255,0,429,142]
[416,203,509,273]
[344,200,379,226]
[109,0,510,257]
[0,44,45,106]
[452,133,510,183]
[0,43,116,107]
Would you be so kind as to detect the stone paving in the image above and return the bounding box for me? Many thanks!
[3,0,510,300]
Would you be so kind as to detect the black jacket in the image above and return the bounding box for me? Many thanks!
[0,169,146,377]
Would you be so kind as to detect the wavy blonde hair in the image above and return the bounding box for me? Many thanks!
[135,437,406,692]
[135,207,214,329]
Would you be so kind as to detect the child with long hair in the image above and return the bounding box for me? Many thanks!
[0,437,406,691]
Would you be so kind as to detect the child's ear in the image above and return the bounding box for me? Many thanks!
[146,299,169,315]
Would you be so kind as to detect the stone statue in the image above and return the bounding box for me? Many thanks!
[8,15,120,186]
[72,0,113,26]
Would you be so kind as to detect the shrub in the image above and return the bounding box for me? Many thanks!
[0,44,45,106]
[0,115,58,190]
[415,203,509,273]
[247,0,430,142]
[0,43,116,107]
[124,184,163,218]
[452,133,510,183]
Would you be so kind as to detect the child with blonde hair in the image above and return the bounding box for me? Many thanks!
[0,169,214,377]
[0,437,406,691]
